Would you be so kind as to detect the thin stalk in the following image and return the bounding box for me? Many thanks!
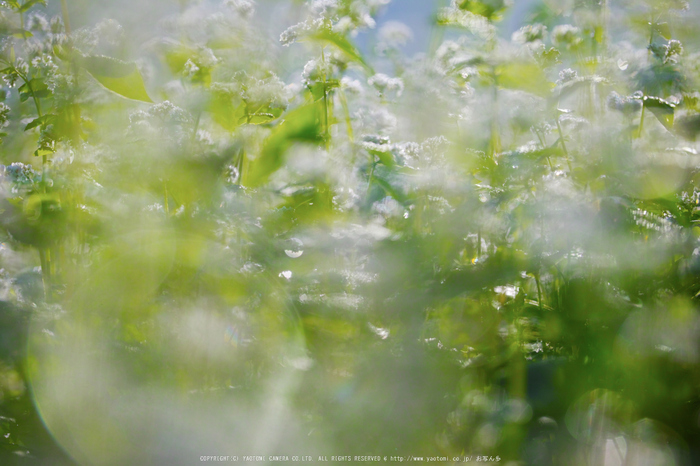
[19,10,27,40]
[163,181,170,215]
[489,68,500,158]
[320,47,330,149]
[338,89,354,143]
[61,0,72,34]
[535,274,544,313]
[366,156,375,195]
[535,131,553,169]
[555,117,573,172]
[39,248,50,301]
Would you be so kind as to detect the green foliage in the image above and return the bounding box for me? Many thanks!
[79,55,152,102]
[0,0,699,465]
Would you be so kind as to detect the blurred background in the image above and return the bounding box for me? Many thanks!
[0,0,699,465]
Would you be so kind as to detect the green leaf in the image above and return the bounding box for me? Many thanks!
[248,108,284,125]
[496,63,552,97]
[367,148,396,168]
[307,30,373,74]
[34,147,54,157]
[654,22,672,40]
[18,0,46,12]
[24,114,55,131]
[245,103,324,187]
[79,55,153,103]
[18,78,50,102]
[163,45,195,75]
[457,0,508,20]
[308,80,340,102]
[11,29,33,38]
[208,92,246,132]
[644,96,675,130]
[162,44,212,85]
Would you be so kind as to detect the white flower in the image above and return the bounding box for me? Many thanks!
[557,68,578,84]
[302,57,335,86]
[26,12,49,33]
[378,21,413,48]
[341,77,363,94]
[5,162,38,185]
[368,73,404,97]
[225,0,255,19]
[552,25,581,46]
[183,59,200,78]
[512,24,547,44]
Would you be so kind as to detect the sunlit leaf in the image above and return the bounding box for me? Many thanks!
[307,30,373,73]
[24,114,55,131]
[18,0,45,12]
[496,63,552,96]
[79,55,153,103]
[208,92,246,132]
[644,96,675,130]
[457,0,508,20]
[245,103,323,187]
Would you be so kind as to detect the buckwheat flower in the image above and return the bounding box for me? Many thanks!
[373,196,403,219]
[552,25,581,46]
[357,107,397,134]
[31,54,58,79]
[245,74,290,110]
[225,0,255,19]
[530,122,553,137]
[24,41,47,58]
[437,5,495,40]
[357,12,376,29]
[368,73,403,98]
[150,101,191,124]
[665,39,683,60]
[94,19,124,46]
[183,59,200,78]
[280,23,304,46]
[363,134,390,145]
[5,163,38,185]
[378,21,413,48]
[341,76,363,94]
[14,58,29,77]
[333,16,355,35]
[367,0,391,9]
[557,68,578,84]
[512,24,547,44]
[607,91,642,114]
[195,129,214,146]
[49,16,64,34]
[27,12,49,33]
[435,40,461,64]
[302,57,335,87]
[311,0,339,17]
[196,47,219,68]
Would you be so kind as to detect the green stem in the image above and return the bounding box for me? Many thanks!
[39,248,50,301]
[339,90,353,142]
[163,180,170,215]
[366,156,375,195]
[320,47,330,149]
[555,117,573,172]
[61,0,72,34]
[19,9,27,40]
[535,274,544,313]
